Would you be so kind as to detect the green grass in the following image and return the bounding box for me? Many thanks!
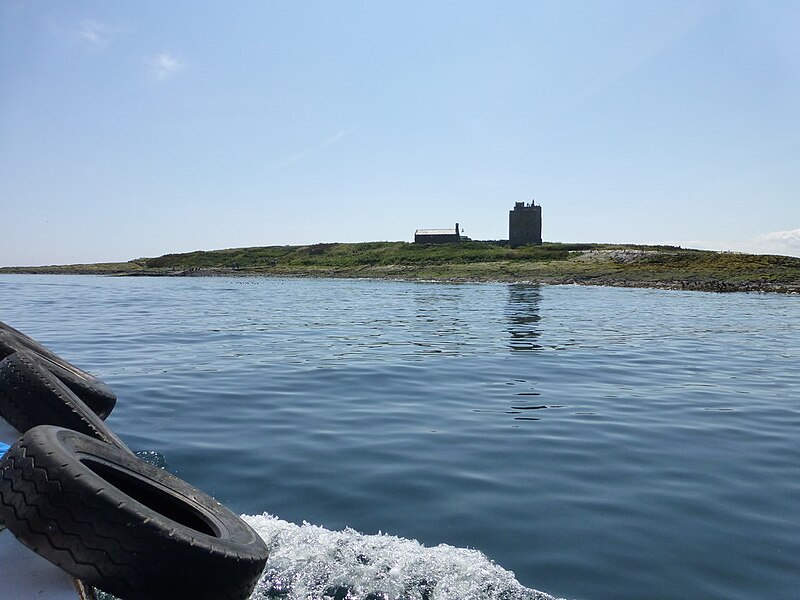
[138,241,576,270]
[2,241,799,292]
[0,261,145,274]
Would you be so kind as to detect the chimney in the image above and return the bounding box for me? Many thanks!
[455,223,460,237]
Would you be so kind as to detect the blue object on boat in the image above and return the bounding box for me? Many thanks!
[0,441,10,458]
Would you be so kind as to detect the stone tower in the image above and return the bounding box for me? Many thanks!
[509,200,542,247]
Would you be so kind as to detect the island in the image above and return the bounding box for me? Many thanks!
[2,242,799,294]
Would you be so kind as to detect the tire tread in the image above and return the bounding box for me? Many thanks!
[0,427,267,600]
[0,352,128,452]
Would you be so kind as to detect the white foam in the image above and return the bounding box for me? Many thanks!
[244,514,557,600]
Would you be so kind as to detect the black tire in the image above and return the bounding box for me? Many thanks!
[0,324,116,420]
[0,350,130,453]
[0,426,268,600]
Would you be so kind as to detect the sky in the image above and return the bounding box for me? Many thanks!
[1,1,799,266]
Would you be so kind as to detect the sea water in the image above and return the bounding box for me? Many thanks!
[1,274,798,600]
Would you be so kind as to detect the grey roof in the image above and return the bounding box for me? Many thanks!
[415,229,457,235]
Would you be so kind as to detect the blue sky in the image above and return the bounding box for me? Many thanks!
[1,1,798,266]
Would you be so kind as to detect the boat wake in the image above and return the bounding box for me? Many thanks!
[244,514,557,600]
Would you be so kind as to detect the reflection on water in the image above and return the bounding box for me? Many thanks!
[506,285,542,351]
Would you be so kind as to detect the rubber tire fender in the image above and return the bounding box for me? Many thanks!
[0,425,269,600]
[0,324,116,420]
[0,350,130,453]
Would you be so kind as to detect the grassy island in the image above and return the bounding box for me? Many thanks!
[2,242,799,294]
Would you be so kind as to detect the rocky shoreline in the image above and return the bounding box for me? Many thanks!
[4,266,791,294]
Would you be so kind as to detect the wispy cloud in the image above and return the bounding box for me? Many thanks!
[677,228,800,257]
[149,52,186,82]
[322,127,357,147]
[76,19,112,48]
[762,228,800,245]
[268,127,357,169]
[757,228,800,256]
[268,149,313,170]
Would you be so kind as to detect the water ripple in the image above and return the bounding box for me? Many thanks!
[1,275,798,600]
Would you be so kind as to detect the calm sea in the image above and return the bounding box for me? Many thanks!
[1,274,798,600]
